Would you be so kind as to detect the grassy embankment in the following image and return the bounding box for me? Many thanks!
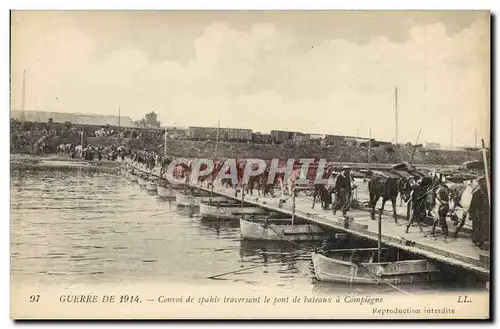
[11,133,481,166]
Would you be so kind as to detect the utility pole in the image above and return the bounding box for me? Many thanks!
[214,118,220,159]
[164,129,167,157]
[411,128,422,163]
[118,106,121,145]
[394,86,398,145]
[475,128,477,148]
[21,69,26,111]
[481,139,491,204]
[450,116,453,149]
[368,127,372,164]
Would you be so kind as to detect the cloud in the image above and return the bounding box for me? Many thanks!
[11,12,489,147]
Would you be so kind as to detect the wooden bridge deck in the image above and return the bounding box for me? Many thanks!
[190,182,489,277]
[123,162,488,277]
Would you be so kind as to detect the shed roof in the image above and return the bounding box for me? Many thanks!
[11,110,135,128]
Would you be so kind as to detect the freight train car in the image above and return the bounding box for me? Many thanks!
[188,126,227,141]
[323,134,343,146]
[227,128,252,142]
[188,126,254,141]
[271,130,294,144]
[252,132,274,144]
[292,132,310,143]
[372,140,392,147]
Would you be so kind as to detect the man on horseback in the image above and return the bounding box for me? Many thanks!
[333,166,353,218]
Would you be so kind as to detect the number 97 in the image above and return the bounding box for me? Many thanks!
[29,295,40,303]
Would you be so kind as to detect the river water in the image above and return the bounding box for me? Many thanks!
[10,165,486,295]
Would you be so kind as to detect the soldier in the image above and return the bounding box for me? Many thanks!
[333,165,353,218]
[430,183,451,241]
[471,177,490,250]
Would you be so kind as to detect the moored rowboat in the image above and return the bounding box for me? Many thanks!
[146,179,158,193]
[311,249,439,285]
[137,175,147,188]
[129,171,138,183]
[240,217,329,241]
[157,184,176,200]
[199,203,267,220]
[176,192,232,207]
[176,192,203,207]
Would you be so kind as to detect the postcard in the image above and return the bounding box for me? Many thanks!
[10,10,491,319]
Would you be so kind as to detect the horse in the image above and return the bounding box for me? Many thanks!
[218,164,234,189]
[234,162,246,197]
[312,184,333,209]
[259,170,276,197]
[283,168,302,197]
[56,143,66,154]
[312,173,336,210]
[245,175,259,196]
[368,175,407,223]
[405,182,429,236]
[75,145,84,158]
[405,175,453,239]
[398,176,414,205]
[64,143,73,155]
[251,167,276,198]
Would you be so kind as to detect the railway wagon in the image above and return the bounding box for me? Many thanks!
[271,130,293,144]
[188,126,227,141]
[227,128,252,142]
[252,132,273,144]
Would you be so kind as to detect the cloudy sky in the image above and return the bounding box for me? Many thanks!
[11,11,489,146]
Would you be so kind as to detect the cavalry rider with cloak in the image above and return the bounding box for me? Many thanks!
[333,165,354,218]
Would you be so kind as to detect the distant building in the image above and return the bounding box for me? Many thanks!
[165,126,189,140]
[425,142,441,149]
[292,132,310,143]
[309,134,325,140]
[11,110,135,128]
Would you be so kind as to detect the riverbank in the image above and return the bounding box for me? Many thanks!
[10,154,120,173]
[11,133,483,166]
[102,138,482,166]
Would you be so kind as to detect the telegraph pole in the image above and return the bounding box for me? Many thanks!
[450,116,453,149]
[475,128,477,148]
[164,129,167,156]
[481,139,491,203]
[214,118,220,158]
[21,69,26,111]
[368,127,372,164]
[394,86,398,145]
[118,106,121,144]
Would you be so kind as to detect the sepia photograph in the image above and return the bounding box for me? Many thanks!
[9,9,491,319]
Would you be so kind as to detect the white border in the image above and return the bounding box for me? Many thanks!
[2,1,498,328]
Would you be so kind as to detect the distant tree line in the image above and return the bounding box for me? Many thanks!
[134,111,161,128]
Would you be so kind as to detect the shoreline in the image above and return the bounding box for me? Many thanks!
[10,154,121,173]
[10,153,460,171]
